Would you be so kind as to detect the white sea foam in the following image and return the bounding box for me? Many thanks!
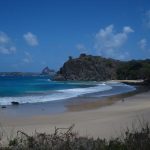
[0,83,112,105]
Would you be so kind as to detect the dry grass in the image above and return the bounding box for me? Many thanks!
[0,121,150,150]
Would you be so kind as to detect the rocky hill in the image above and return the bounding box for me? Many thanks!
[54,54,120,81]
[54,54,150,81]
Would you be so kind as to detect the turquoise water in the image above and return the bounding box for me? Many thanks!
[0,76,94,97]
[0,76,135,105]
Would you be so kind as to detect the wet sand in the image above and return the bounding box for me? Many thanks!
[66,85,148,111]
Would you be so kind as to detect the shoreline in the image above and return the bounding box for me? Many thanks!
[0,85,150,143]
[66,84,149,112]
[0,82,139,117]
[0,79,140,106]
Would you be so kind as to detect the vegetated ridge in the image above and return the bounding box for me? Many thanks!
[54,54,150,82]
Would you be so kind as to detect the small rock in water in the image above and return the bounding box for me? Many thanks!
[11,101,19,105]
[1,106,6,109]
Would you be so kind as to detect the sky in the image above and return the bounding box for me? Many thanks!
[0,0,150,72]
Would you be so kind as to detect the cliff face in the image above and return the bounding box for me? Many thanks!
[54,54,120,81]
[54,54,150,81]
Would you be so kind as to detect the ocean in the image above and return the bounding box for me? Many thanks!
[0,76,136,105]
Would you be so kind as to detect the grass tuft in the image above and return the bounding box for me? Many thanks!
[0,122,150,150]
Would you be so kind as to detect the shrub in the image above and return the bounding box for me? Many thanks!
[1,122,150,150]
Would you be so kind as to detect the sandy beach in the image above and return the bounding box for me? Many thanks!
[0,87,150,145]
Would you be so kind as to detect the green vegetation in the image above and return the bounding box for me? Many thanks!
[117,59,150,80]
[1,122,150,150]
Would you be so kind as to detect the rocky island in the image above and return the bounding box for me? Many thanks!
[41,66,56,76]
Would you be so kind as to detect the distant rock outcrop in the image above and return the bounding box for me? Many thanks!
[54,54,150,81]
[42,67,55,76]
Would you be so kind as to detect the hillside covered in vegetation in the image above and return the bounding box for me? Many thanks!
[54,54,150,81]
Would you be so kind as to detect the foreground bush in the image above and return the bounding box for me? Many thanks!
[1,123,150,150]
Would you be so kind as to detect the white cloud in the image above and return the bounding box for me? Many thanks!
[123,26,134,33]
[138,38,147,50]
[144,10,150,28]
[0,31,16,54]
[76,44,87,51]
[0,46,16,54]
[22,52,33,63]
[0,32,10,44]
[94,24,134,59]
[23,32,38,46]
[138,38,150,56]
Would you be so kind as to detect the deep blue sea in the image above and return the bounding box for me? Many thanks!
[0,76,136,105]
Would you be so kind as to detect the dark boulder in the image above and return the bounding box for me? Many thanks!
[1,106,6,109]
[11,101,19,105]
